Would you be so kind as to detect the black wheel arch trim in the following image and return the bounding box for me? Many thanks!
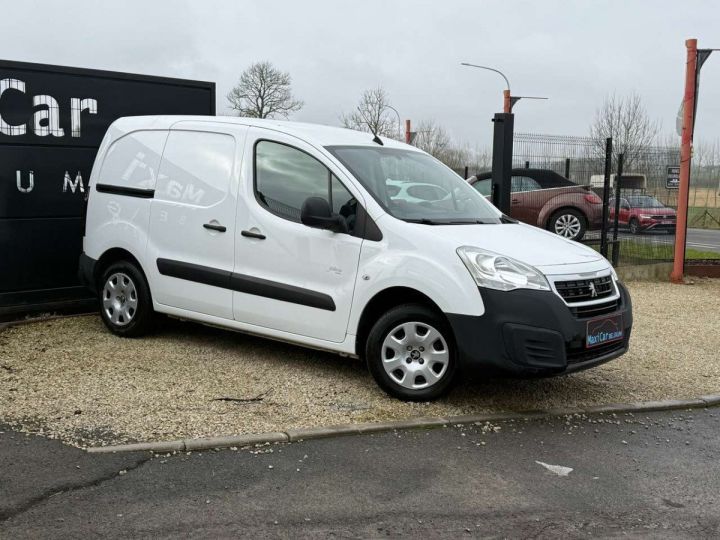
[156,258,336,311]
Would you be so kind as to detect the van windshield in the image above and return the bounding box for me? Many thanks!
[326,146,503,224]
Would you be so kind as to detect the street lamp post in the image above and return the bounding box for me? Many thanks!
[460,63,548,113]
[383,105,403,140]
[460,63,512,113]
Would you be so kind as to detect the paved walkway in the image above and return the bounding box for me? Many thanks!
[2,408,719,537]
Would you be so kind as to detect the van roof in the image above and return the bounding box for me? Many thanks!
[109,115,412,149]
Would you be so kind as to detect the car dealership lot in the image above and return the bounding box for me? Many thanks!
[1,279,719,448]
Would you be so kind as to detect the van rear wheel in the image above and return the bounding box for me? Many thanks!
[366,304,456,401]
[99,261,154,337]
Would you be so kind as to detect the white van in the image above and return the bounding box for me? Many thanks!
[80,117,633,401]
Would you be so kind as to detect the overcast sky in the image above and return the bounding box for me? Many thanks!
[2,0,718,147]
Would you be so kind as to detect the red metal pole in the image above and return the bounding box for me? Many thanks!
[503,89,511,113]
[405,119,411,144]
[670,38,698,283]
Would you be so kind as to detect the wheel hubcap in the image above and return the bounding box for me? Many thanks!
[102,272,138,326]
[554,214,581,238]
[381,322,449,390]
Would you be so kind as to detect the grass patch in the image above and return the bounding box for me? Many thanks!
[591,239,720,263]
[687,207,720,230]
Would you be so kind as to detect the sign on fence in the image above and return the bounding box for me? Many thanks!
[0,60,215,313]
[666,166,680,189]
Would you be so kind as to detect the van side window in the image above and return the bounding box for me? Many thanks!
[156,131,235,207]
[255,140,357,232]
[99,130,167,190]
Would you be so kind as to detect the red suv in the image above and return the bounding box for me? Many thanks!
[610,195,677,234]
[469,169,604,241]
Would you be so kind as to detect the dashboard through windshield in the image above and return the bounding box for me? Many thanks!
[326,145,503,224]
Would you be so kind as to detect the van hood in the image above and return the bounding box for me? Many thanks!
[429,222,605,269]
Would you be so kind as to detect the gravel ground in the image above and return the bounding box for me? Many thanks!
[1,279,719,448]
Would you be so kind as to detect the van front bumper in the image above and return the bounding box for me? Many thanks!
[446,281,633,376]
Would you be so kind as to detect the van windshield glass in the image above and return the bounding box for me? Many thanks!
[326,146,502,224]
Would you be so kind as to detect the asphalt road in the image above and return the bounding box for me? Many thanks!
[2,408,720,538]
[587,227,720,254]
[685,228,720,253]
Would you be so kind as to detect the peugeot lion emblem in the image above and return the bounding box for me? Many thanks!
[589,282,598,298]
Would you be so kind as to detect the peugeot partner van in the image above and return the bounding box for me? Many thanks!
[79,117,633,401]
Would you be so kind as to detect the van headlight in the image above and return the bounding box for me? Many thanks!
[457,246,550,292]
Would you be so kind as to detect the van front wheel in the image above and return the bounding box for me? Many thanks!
[366,304,456,401]
[99,261,154,337]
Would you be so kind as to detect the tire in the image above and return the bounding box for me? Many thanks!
[98,260,155,337]
[365,304,457,401]
[629,218,641,235]
[548,208,587,241]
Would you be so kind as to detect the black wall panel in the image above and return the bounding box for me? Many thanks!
[0,60,215,311]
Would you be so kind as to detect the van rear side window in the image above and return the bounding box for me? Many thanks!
[156,131,235,207]
[99,130,167,190]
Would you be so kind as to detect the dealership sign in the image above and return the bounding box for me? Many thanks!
[0,60,215,312]
[666,166,680,190]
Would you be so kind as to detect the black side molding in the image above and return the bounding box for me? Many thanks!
[156,258,336,312]
[157,259,231,290]
[96,183,155,198]
[229,273,335,311]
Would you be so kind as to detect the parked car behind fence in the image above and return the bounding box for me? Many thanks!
[468,169,604,241]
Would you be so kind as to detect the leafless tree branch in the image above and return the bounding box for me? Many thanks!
[227,61,303,119]
[590,92,661,169]
[340,87,400,138]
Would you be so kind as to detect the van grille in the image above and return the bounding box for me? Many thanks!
[569,299,620,319]
[554,276,614,303]
[566,339,626,364]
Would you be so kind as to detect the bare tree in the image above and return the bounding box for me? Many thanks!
[341,87,400,138]
[227,61,303,118]
[590,92,661,168]
[412,120,451,157]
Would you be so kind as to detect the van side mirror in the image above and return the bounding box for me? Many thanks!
[300,197,348,233]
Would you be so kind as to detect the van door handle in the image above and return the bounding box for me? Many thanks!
[203,223,227,232]
[511,198,520,204]
[241,229,266,240]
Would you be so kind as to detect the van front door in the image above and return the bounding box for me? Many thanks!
[232,128,364,343]
[148,126,245,319]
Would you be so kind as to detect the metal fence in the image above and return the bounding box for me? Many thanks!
[463,133,704,267]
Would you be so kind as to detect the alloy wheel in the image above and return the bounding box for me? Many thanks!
[554,214,582,239]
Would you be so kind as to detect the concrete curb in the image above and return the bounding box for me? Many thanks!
[86,393,720,454]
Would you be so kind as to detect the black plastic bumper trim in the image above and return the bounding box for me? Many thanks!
[78,252,98,293]
[446,281,633,376]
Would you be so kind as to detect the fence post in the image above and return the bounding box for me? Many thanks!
[611,153,624,266]
[525,161,530,169]
[671,38,698,283]
[599,137,613,257]
[564,158,571,179]
[464,166,469,180]
[491,113,514,214]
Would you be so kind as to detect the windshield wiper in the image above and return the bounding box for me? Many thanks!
[404,218,497,225]
[404,218,442,225]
